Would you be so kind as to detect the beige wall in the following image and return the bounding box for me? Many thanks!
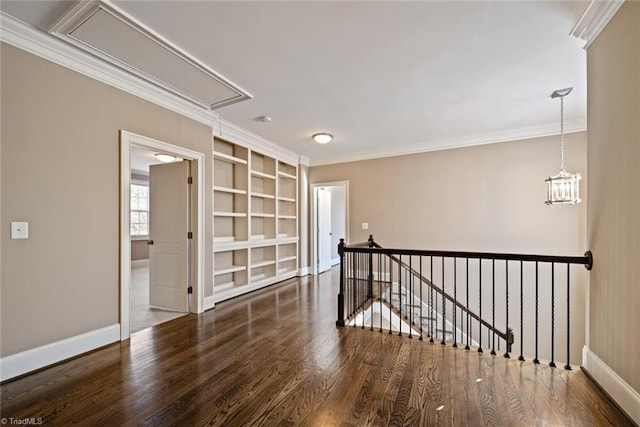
[131,240,149,261]
[1,44,213,356]
[586,1,640,393]
[310,133,588,363]
[310,134,586,254]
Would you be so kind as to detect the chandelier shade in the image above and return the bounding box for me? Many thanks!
[545,169,581,205]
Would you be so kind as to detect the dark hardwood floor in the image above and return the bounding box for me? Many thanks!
[1,268,632,426]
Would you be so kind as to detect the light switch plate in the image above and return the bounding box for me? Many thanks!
[11,222,29,239]
[361,222,369,230]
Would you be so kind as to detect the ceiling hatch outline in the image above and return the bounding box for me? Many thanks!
[49,0,252,110]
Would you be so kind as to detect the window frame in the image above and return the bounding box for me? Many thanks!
[130,178,150,240]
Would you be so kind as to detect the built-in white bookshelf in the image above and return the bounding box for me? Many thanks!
[211,136,299,305]
[277,161,297,239]
[213,139,248,243]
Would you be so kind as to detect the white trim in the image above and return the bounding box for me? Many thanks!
[48,0,251,110]
[298,266,311,276]
[0,11,218,127]
[0,324,119,382]
[212,272,298,303]
[299,155,311,167]
[215,119,299,165]
[582,346,640,424]
[310,181,350,275]
[570,0,625,49]
[120,131,206,340]
[298,163,309,275]
[131,177,149,186]
[348,301,420,335]
[131,259,149,268]
[309,124,586,167]
[213,237,299,252]
[331,257,340,266]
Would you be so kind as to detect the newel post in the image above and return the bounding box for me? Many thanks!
[336,238,346,327]
[367,235,374,299]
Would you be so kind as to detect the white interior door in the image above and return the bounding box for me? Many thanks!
[148,161,190,312]
[317,187,332,273]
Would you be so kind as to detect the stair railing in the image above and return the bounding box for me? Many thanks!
[336,235,593,370]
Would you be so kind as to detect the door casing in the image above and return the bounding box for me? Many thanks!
[317,187,333,273]
[310,181,349,275]
[120,130,205,340]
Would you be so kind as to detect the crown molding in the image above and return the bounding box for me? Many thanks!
[0,11,219,127]
[214,118,300,165]
[48,0,252,110]
[570,0,625,49]
[298,156,311,167]
[309,119,587,167]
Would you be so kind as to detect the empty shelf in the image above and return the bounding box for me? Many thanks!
[252,192,275,199]
[277,171,296,179]
[214,186,247,195]
[214,265,247,275]
[251,170,276,180]
[214,212,247,217]
[213,151,247,165]
[252,259,276,268]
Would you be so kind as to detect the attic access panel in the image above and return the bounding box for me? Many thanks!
[50,0,251,110]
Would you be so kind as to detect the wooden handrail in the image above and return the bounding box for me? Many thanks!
[347,241,592,269]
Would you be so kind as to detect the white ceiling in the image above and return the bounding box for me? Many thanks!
[1,1,589,165]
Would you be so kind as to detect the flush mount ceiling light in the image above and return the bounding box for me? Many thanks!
[155,153,177,163]
[312,133,333,144]
[545,87,581,205]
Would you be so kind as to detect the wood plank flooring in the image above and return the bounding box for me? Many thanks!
[1,268,633,426]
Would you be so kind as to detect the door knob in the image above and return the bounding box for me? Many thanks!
[147,240,154,245]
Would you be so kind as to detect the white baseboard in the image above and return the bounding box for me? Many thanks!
[582,346,640,424]
[131,259,149,268]
[331,257,340,266]
[298,266,310,276]
[0,324,120,382]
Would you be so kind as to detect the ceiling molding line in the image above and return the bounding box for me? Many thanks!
[570,0,625,49]
[0,11,219,127]
[48,0,252,110]
[309,120,587,167]
[215,118,300,165]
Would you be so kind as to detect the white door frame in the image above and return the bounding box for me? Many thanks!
[310,181,349,275]
[119,130,205,340]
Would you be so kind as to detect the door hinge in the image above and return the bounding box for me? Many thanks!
[187,231,193,239]
[188,176,193,184]
[188,286,193,294]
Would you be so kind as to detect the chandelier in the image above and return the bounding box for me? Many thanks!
[545,87,581,205]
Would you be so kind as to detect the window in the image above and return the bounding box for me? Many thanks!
[131,183,149,237]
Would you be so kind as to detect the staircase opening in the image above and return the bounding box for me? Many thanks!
[336,235,592,369]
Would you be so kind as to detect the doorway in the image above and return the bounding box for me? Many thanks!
[120,131,205,340]
[129,152,190,334]
[311,181,349,275]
